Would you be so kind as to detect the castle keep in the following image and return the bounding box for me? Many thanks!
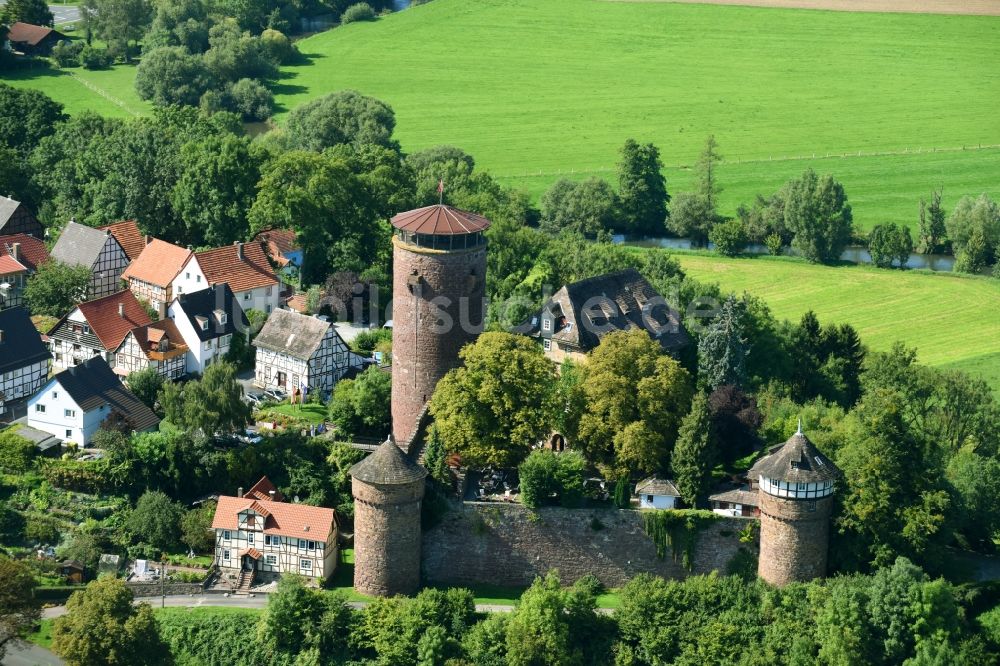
[751,425,841,585]
[389,204,490,443]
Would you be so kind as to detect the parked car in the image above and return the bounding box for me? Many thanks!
[263,388,287,403]
[244,392,265,407]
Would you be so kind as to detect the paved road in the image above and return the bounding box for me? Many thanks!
[49,5,79,25]
[2,643,63,666]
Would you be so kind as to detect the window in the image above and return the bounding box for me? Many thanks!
[35,404,45,413]
[273,536,282,546]
[200,320,208,331]
[543,339,551,351]
[52,391,58,399]
[203,340,211,351]
[264,535,271,546]
[223,530,231,541]
[265,286,273,296]
[265,555,277,565]
[65,430,72,438]
[266,304,272,314]
[247,532,255,545]
[244,292,251,301]
[223,550,231,560]
[308,541,316,550]
[300,559,312,571]
[298,539,306,549]
[64,409,76,418]
[247,515,256,528]
[542,318,551,331]
[647,495,653,503]
[196,275,201,283]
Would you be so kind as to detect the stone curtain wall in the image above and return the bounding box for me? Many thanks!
[423,503,756,588]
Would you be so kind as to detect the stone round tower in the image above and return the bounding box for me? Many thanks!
[752,423,841,586]
[389,204,491,444]
[349,436,428,597]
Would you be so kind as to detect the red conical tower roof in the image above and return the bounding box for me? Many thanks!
[390,204,491,236]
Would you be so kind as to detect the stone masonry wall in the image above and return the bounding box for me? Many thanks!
[422,502,756,588]
[391,237,487,443]
[353,478,425,597]
[126,582,203,597]
[758,492,833,586]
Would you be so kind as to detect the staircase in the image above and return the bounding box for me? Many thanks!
[235,569,255,594]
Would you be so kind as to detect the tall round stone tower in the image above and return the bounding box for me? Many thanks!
[389,204,491,444]
[751,423,841,586]
[350,436,428,596]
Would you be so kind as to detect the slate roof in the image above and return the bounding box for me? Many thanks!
[749,429,841,484]
[50,222,116,269]
[391,205,492,235]
[195,242,277,293]
[709,486,759,506]
[211,495,336,541]
[350,437,428,485]
[635,477,681,497]
[122,239,193,288]
[67,291,153,351]
[0,197,20,228]
[50,357,159,431]
[253,310,337,361]
[0,306,51,374]
[2,234,50,271]
[99,221,146,262]
[171,285,247,341]
[7,22,63,47]
[525,269,689,353]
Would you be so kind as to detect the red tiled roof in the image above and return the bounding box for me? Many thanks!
[123,318,187,357]
[240,548,262,560]
[7,22,60,47]
[254,229,299,256]
[244,476,285,502]
[0,254,25,274]
[211,495,335,541]
[195,242,277,293]
[285,293,308,314]
[2,234,49,272]
[122,239,193,288]
[75,291,154,351]
[99,221,146,262]
[391,204,492,235]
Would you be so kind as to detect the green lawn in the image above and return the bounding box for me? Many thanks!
[26,619,54,649]
[264,402,329,425]
[272,0,1000,229]
[668,252,1000,394]
[4,60,150,118]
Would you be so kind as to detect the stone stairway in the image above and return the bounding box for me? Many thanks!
[235,569,255,594]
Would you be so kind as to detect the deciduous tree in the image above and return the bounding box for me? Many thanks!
[539,177,618,237]
[24,260,91,317]
[285,90,397,152]
[430,332,557,469]
[1,0,54,27]
[782,168,853,264]
[917,190,946,254]
[0,84,65,154]
[127,489,183,555]
[868,222,913,269]
[0,555,39,661]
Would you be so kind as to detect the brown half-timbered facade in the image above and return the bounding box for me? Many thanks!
[252,310,359,395]
[113,319,188,380]
[211,478,337,582]
[121,239,196,318]
[50,222,130,300]
[0,195,44,239]
[0,307,51,415]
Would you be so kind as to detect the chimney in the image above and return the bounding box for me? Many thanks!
[235,241,243,261]
[145,235,151,246]
[105,229,111,237]
[118,303,124,318]
[11,243,19,261]
[237,487,243,497]
[268,490,275,500]
[187,244,193,251]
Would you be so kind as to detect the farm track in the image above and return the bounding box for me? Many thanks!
[612,0,1000,17]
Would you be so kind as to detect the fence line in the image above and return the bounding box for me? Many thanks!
[494,143,1000,180]
[69,73,142,117]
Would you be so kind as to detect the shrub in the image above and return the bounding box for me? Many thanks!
[519,449,587,509]
[351,328,391,355]
[764,232,784,256]
[261,28,297,64]
[868,222,913,269]
[227,78,273,121]
[51,40,82,68]
[709,218,748,257]
[79,45,112,70]
[341,2,376,23]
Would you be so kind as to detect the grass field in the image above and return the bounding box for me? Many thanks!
[273,0,1000,229]
[665,252,1000,394]
[4,60,150,118]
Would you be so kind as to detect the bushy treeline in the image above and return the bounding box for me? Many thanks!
[149,567,1000,665]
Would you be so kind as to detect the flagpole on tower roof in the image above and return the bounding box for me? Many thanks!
[438,179,444,206]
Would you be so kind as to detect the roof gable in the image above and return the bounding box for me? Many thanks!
[122,239,193,288]
[2,234,50,271]
[195,242,277,293]
[74,291,153,351]
[7,22,61,46]
[253,310,338,360]
[170,285,248,342]
[210,495,336,541]
[99,221,146,262]
[50,357,159,430]
[50,222,118,269]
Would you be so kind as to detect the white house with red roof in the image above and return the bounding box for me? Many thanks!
[122,239,205,317]
[211,477,338,586]
[0,234,49,310]
[47,291,153,373]
[194,241,283,315]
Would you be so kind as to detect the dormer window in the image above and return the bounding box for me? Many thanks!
[215,309,227,325]
[197,316,208,331]
[542,318,551,332]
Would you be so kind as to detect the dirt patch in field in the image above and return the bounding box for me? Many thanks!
[611,0,1000,17]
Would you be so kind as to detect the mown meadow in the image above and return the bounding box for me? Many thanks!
[667,252,1000,394]
[273,0,1000,229]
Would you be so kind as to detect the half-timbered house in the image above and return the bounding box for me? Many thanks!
[99,220,147,262]
[27,356,159,446]
[113,319,189,380]
[252,310,360,395]
[121,239,200,317]
[0,234,49,310]
[0,195,44,239]
[50,222,130,300]
[167,284,248,375]
[48,291,152,373]
[0,307,51,417]
[211,477,337,586]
